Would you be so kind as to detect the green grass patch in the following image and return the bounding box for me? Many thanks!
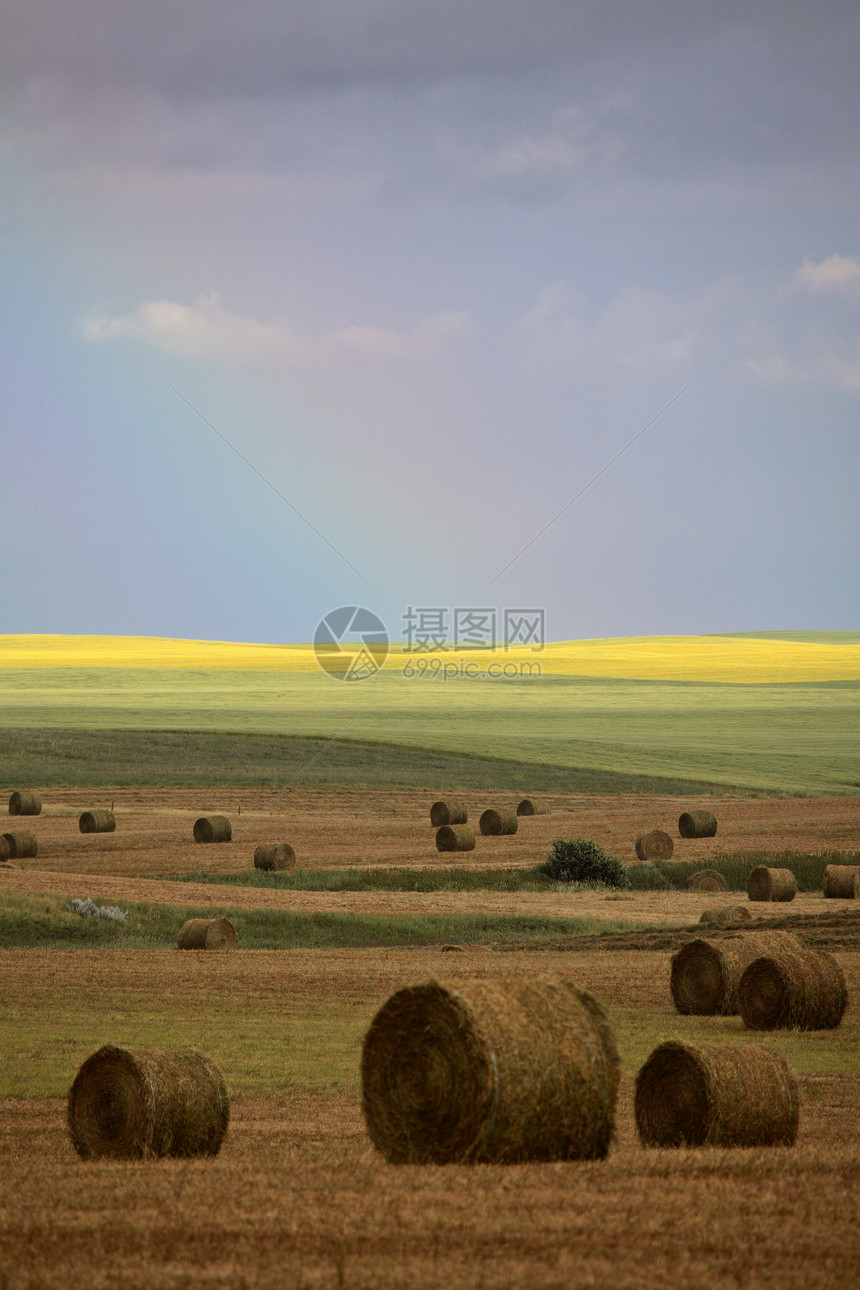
[628,850,860,894]
[622,863,678,891]
[179,851,860,897]
[611,1005,860,1077]
[3,940,855,1099]
[0,954,366,1098]
[179,866,560,894]
[0,891,646,952]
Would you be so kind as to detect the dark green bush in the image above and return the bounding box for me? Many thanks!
[540,838,626,888]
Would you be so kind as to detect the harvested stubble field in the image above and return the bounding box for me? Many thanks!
[2,788,858,933]
[2,772,860,1288]
[1,947,859,1290]
[4,786,859,877]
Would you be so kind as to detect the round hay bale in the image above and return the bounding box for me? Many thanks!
[253,842,296,872]
[516,799,545,816]
[1,831,37,859]
[670,929,803,1016]
[678,810,717,838]
[177,918,238,951]
[430,800,467,827]
[747,866,797,902]
[0,835,10,862]
[79,809,116,834]
[361,975,620,1164]
[684,869,728,892]
[698,905,753,928]
[9,791,42,816]
[822,864,860,899]
[634,1041,799,1148]
[193,815,232,844]
[435,824,476,853]
[738,945,848,1031]
[67,1044,229,1159]
[635,831,673,862]
[479,808,518,836]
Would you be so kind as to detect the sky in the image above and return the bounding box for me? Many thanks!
[1,1,858,646]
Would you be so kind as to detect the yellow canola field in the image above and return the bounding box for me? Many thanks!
[0,635,320,672]
[1,633,859,683]
[518,634,860,683]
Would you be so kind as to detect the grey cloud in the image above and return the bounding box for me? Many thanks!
[3,1,858,95]
[2,2,858,182]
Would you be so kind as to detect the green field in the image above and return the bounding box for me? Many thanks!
[2,928,857,1100]
[187,851,860,895]
[1,665,859,794]
[0,727,748,795]
[0,891,644,954]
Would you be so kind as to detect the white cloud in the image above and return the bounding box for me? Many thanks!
[744,353,808,386]
[472,101,626,192]
[819,343,860,391]
[742,254,860,389]
[747,343,860,392]
[793,253,860,299]
[517,269,860,395]
[78,292,472,367]
[517,279,717,379]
